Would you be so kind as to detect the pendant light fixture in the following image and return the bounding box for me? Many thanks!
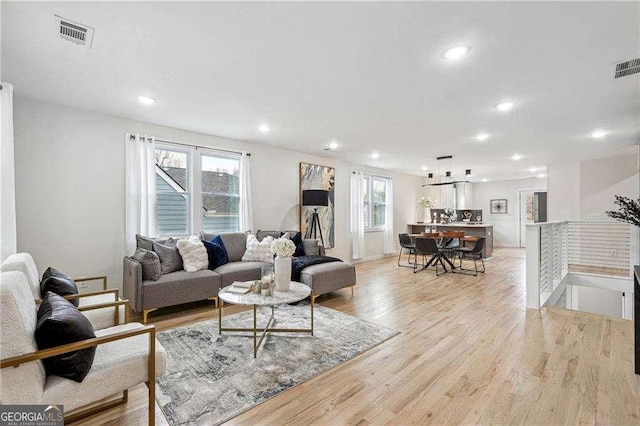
[423,155,471,187]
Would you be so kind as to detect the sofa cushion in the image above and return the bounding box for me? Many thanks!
[200,232,247,262]
[40,267,79,307]
[202,236,229,270]
[153,238,183,274]
[141,269,220,310]
[133,249,161,281]
[241,235,275,263]
[177,236,208,272]
[214,261,268,288]
[35,292,96,383]
[300,262,356,296]
[136,234,169,251]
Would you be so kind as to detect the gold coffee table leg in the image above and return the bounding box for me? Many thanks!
[311,296,314,336]
[253,304,257,358]
[218,299,224,334]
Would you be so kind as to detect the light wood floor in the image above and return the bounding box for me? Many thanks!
[71,248,640,425]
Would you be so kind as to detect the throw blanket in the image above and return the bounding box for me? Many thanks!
[291,255,342,281]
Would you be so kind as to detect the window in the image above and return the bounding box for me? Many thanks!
[201,153,240,232]
[155,148,190,236]
[155,144,241,236]
[363,175,388,230]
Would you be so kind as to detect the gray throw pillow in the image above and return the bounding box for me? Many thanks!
[133,248,162,281]
[153,238,183,274]
[136,234,168,251]
[302,239,320,256]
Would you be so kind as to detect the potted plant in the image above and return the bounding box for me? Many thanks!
[606,195,640,227]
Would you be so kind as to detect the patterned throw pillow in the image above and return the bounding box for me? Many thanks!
[176,236,209,272]
[241,235,275,263]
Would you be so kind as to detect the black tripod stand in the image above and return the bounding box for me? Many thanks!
[305,207,325,248]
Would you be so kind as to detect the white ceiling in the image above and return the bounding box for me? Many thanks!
[2,1,639,181]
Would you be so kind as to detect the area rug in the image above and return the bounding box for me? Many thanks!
[155,303,399,425]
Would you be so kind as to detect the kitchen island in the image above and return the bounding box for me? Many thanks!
[407,223,493,259]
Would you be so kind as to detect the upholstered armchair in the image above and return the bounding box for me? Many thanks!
[1,253,126,329]
[0,271,167,424]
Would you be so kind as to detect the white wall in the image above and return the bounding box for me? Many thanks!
[579,154,639,219]
[0,83,17,262]
[13,97,421,290]
[547,161,580,221]
[473,178,547,247]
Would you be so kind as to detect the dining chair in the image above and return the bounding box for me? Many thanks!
[397,233,416,268]
[453,237,486,276]
[413,237,447,275]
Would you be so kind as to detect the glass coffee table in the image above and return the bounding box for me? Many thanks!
[218,281,313,357]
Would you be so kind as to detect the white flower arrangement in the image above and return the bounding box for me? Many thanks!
[418,196,435,208]
[270,238,296,257]
[443,207,455,217]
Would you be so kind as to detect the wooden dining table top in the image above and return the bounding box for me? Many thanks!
[410,232,480,242]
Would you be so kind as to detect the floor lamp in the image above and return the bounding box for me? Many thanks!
[302,189,329,247]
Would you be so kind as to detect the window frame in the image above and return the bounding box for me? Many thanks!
[154,143,242,237]
[363,174,388,232]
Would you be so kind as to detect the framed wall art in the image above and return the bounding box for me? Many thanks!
[299,162,335,248]
[490,199,508,214]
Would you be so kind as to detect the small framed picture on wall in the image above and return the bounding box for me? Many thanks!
[490,199,508,214]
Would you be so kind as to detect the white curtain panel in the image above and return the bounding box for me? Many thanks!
[125,133,157,254]
[383,178,395,254]
[0,82,17,262]
[350,171,365,260]
[239,151,253,233]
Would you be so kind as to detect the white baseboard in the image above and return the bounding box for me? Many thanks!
[351,252,397,264]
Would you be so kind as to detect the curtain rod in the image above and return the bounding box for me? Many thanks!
[128,134,250,156]
[156,138,250,156]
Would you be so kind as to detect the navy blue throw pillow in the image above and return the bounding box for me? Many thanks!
[203,235,229,270]
[291,232,306,257]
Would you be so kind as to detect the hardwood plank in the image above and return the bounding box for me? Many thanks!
[69,248,640,425]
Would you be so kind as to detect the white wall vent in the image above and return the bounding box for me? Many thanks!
[55,15,94,48]
[613,58,640,79]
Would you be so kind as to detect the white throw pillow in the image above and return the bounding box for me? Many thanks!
[241,235,275,263]
[177,236,208,272]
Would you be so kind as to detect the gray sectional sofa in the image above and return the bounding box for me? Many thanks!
[123,231,356,323]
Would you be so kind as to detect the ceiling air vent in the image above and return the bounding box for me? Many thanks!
[55,15,94,48]
[613,58,640,79]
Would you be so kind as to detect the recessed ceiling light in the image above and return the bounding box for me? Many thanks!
[475,133,489,141]
[442,45,470,60]
[537,173,546,178]
[482,178,489,182]
[371,152,380,159]
[495,101,516,111]
[511,154,524,161]
[137,95,156,105]
[529,167,537,172]
[421,166,428,171]
[328,141,339,150]
[259,124,271,133]
[590,129,609,138]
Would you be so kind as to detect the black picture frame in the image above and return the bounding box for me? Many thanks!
[490,199,508,214]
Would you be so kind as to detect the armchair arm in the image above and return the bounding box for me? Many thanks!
[78,299,129,325]
[64,289,120,301]
[74,276,108,290]
[1,324,155,369]
[123,257,143,312]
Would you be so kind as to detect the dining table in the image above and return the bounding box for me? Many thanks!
[409,231,465,272]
